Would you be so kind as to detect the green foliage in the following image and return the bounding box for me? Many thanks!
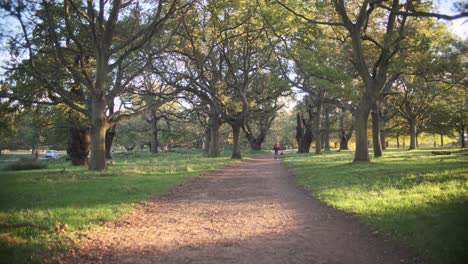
[0,151,253,263]
[284,149,468,264]
[3,157,48,171]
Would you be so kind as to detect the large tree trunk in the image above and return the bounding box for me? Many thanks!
[313,108,322,155]
[150,110,159,154]
[248,138,262,150]
[296,112,304,152]
[204,126,210,153]
[409,121,417,150]
[353,98,372,162]
[440,134,444,148]
[296,112,312,153]
[371,102,382,158]
[459,126,466,148]
[89,94,108,170]
[105,124,116,159]
[242,127,264,151]
[67,126,91,166]
[380,130,386,150]
[338,114,352,151]
[231,124,242,159]
[105,100,116,159]
[323,107,330,151]
[209,115,221,157]
[340,135,349,150]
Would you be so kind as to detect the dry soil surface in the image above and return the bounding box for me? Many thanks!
[56,156,424,264]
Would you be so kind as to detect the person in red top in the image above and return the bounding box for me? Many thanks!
[273,143,280,160]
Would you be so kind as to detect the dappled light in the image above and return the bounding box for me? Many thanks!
[285,149,468,263]
[0,0,466,263]
[56,156,417,264]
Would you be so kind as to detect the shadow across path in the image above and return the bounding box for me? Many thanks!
[59,156,424,264]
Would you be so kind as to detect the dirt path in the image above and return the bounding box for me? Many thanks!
[59,156,423,264]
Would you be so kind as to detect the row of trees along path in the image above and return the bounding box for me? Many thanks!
[56,156,423,264]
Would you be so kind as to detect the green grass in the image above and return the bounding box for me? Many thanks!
[283,148,468,264]
[0,150,260,263]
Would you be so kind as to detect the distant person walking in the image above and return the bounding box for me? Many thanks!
[273,143,280,160]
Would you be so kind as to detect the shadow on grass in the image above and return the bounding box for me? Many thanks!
[364,198,468,264]
[284,149,468,264]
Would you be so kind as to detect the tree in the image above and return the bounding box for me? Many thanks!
[275,0,467,161]
[166,0,285,159]
[1,0,181,170]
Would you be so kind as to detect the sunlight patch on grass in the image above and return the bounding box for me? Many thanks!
[0,150,259,263]
[284,149,468,264]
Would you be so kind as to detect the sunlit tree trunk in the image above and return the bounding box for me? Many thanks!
[353,98,372,162]
[89,93,108,170]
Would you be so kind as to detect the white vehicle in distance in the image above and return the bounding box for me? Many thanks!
[45,150,59,159]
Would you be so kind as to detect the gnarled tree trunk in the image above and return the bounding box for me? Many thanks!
[371,101,382,157]
[150,110,159,154]
[231,123,242,159]
[409,120,417,150]
[105,124,116,159]
[313,106,322,155]
[209,114,221,157]
[67,126,91,166]
[204,126,211,153]
[296,112,313,153]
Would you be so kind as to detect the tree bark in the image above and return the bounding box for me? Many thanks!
[409,120,417,150]
[296,112,312,153]
[150,110,159,154]
[313,108,322,155]
[105,124,116,159]
[371,102,382,157]
[296,112,304,152]
[231,124,242,159]
[338,114,352,151]
[105,99,116,159]
[440,134,444,148]
[340,135,349,150]
[67,125,91,166]
[89,94,108,170]
[242,126,265,151]
[353,99,372,162]
[324,107,330,151]
[380,130,386,150]
[249,140,262,150]
[459,126,466,148]
[204,126,210,153]
[209,114,221,157]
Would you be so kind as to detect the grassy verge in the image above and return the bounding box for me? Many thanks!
[0,150,260,263]
[283,148,468,264]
